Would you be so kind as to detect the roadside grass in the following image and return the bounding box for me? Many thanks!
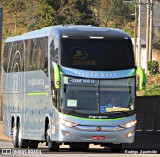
[137,74,160,96]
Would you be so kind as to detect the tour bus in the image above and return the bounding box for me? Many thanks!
[2,25,146,152]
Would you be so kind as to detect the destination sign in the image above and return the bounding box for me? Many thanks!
[68,78,95,84]
[60,66,136,79]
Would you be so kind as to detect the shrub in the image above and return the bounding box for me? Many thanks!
[147,60,159,75]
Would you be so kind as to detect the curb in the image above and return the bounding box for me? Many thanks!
[0,121,12,143]
[0,139,11,142]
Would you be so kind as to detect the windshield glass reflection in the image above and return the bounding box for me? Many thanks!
[61,76,135,114]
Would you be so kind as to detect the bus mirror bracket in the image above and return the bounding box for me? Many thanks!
[52,62,61,89]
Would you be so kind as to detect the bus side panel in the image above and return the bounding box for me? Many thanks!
[22,70,51,141]
[2,69,52,141]
[2,71,21,138]
[2,91,11,137]
[2,37,51,141]
[2,41,26,138]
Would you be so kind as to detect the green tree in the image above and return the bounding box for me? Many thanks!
[16,0,39,31]
[154,27,160,49]
[2,0,136,34]
[34,0,55,29]
[3,0,29,33]
[74,0,97,25]
[33,0,97,29]
[147,60,159,75]
[95,0,134,28]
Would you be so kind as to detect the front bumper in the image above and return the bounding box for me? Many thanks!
[52,124,135,144]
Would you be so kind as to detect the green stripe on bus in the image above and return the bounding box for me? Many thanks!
[53,63,61,89]
[59,112,135,121]
[28,92,48,96]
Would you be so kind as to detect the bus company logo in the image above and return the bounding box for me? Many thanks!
[73,70,124,78]
[96,126,101,131]
[89,115,108,119]
[72,47,96,66]
[73,49,88,60]
[28,78,44,86]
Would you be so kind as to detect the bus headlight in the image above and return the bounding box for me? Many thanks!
[127,132,134,138]
[120,120,137,129]
[58,119,78,128]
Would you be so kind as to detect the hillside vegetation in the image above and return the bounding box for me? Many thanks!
[2,0,135,38]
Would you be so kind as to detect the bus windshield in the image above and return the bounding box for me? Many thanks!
[61,76,135,115]
[61,39,134,70]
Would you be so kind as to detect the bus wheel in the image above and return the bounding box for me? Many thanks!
[29,141,38,148]
[70,143,89,151]
[48,141,59,151]
[110,144,122,153]
[46,125,59,151]
[12,122,18,148]
[18,124,29,148]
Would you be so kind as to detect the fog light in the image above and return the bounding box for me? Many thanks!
[61,130,71,137]
[127,132,134,138]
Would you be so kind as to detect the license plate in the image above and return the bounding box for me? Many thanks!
[92,136,106,140]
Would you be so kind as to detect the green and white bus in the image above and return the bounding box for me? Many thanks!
[2,25,146,152]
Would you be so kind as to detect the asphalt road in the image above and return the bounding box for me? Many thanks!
[0,141,159,157]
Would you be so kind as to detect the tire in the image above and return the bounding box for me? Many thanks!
[48,141,59,151]
[18,124,29,148]
[29,141,38,148]
[46,124,59,151]
[70,143,89,151]
[12,122,18,148]
[110,144,122,153]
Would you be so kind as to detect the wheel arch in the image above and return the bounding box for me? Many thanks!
[45,116,50,140]
[11,116,15,129]
[16,116,20,127]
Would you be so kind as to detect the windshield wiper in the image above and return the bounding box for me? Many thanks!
[66,107,96,114]
[110,110,131,116]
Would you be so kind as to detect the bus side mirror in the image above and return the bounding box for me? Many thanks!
[52,62,61,89]
[136,66,146,90]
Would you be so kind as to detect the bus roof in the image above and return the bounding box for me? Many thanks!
[5,25,131,42]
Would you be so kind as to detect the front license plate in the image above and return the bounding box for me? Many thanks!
[92,136,106,140]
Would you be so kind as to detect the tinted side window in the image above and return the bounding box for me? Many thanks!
[16,41,24,72]
[41,37,48,71]
[3,43,12,72]
[25,37,48,71]
[4,37,48,73]
[30,38,37,70]
[13,41,23,72]
[50,37,59,81]
[9,42,18,72]
[50,37,58,63]
[25,39,32,71]
[3,41,24,73]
